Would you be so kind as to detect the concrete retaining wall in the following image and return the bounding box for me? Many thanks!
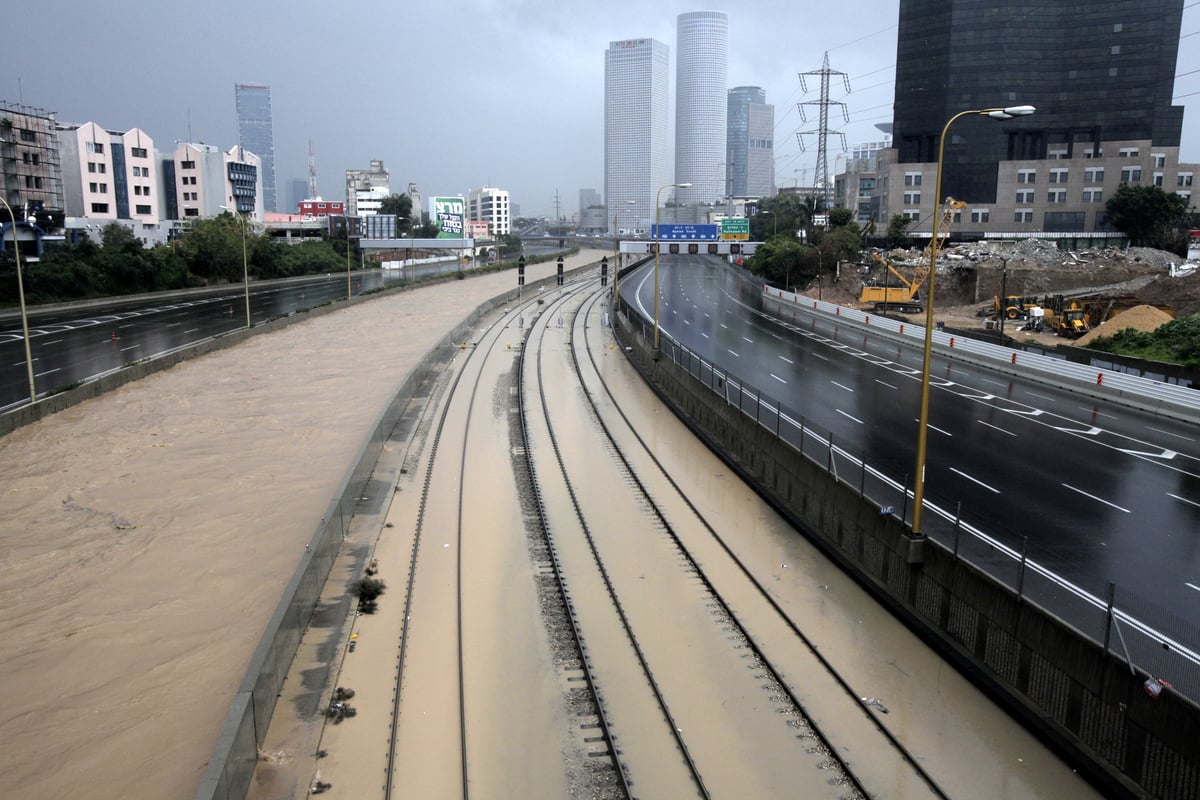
[613,296,1200,800]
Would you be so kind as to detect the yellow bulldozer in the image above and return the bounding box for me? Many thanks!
[860,198,966,314]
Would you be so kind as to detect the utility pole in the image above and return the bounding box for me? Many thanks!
[797,52,849,211]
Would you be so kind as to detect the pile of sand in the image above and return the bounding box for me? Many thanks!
[1076,304,1174,346]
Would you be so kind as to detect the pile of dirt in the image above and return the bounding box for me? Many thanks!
[1075,304,1175,346]
[1132,270,1200,319]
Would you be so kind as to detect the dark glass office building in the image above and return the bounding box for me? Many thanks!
[893,0,1185,204]
[235,83,277,213]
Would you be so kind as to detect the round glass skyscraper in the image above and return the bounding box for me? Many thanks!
[675,11,728,205]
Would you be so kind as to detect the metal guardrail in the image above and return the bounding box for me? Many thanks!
[618,288,1200,707]
[760,287,1200,425]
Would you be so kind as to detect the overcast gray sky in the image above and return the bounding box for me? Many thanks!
[6,0,1199,218]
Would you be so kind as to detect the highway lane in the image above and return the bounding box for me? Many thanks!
[0,268,438,412]
[627,255,1200,642]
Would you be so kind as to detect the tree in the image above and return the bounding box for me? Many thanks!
[747,237,816,289]
[378,193,414,230]
[886,214,913,248]
[1105,184,1190,251]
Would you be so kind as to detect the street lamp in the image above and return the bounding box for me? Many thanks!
[612,199,635,299]
[911,104,1035,538]
[219,205,252,328]
[653,182,692,357]
[0,196,36,404]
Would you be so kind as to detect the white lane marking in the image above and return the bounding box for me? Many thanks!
[720,323,728,329]
[1079,406,1119,420]
[683,319,691,325]
[1147,426,1195,442]
[950,467,1001,494]
[875,379,898,390]
[831,381,854,393]
[727,349,740,357]
[978,420,1017,437]
[743,336,755,344]
[35,368,60,378]
[1027,391,1056,401]
[836,409,864,425]
[700,332,710,339]
[1062,483,1130,513]
[981,377,1009,388]
[812,352,829,361]
[770,373,787,384]
[1168,493,1200,509]
[928,423,953,437]
[779,355,794,364]
[1187,583,1200,593]
[41,339,62,346]
[121,344,141,352]
[185,328,199,334]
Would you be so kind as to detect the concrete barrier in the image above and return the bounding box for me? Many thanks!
[613,294,1200,800]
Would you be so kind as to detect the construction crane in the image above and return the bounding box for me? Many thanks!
[859,198,966,314]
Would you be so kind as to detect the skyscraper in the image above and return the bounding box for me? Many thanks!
[675,11,728,205]
[235,83,277,213]
[893,0,1185,205]
[727,86,775,199]
[605,37,671,235]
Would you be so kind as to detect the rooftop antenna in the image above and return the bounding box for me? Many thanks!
[307,139,318,199]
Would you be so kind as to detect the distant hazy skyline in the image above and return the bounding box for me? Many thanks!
[5,0,1199,218]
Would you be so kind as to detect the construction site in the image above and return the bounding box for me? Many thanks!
[823,235,1200,353]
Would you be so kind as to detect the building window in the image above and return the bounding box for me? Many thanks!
[904,172,922,186]
[1178,191,1192,202]
[86,141,105,154]
[131,147,148,158]
[1084,168,1104,183]
[1017,169,1036,184]
[98,163,106,174]
[180,160,196,169]
[184,208,199,217]
[1048,148,1068,160]
[1014,209,1033,223]
[903,191,920,205]
[1083,189,1103,203]
[971,209,990,223]
[90,202,109,213]
[1049,169,1069,184]
[133,185,141,196]
[1120,167,1142,183]
[1153,173,1164,187]
[89,182,98,193]
[1153,154,1166,168]
[142,168,150,178]
[1118,147,1139,158]
[903,210,920,221]
[99,184,108,194]
[136,204,152,215]
[1047,190,1067,204]
[24,175,43,189]
[88,162,97,173]
[1015,190,1034,204]
[1179,173,1194,187]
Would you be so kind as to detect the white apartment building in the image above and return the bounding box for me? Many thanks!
[57,121,161,240]
[675,11,728,205]
[345,159,390,216]
[468,186,510,236]
[170,142,262,221]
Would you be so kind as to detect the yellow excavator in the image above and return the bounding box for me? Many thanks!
[860,198,967,314]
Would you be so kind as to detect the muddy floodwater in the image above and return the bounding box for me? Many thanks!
[0,253,604,800]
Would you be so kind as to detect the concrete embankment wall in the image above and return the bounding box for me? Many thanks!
[612,295,1200,800]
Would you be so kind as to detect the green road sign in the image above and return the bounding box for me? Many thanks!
[720,217,750,240]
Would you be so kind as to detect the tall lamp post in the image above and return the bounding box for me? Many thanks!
[911,104,1035,538]
[219,205,252,328]
[1,197,36,404]
[653,182,692,358]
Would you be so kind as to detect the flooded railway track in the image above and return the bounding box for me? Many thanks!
[311,271,949,799]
